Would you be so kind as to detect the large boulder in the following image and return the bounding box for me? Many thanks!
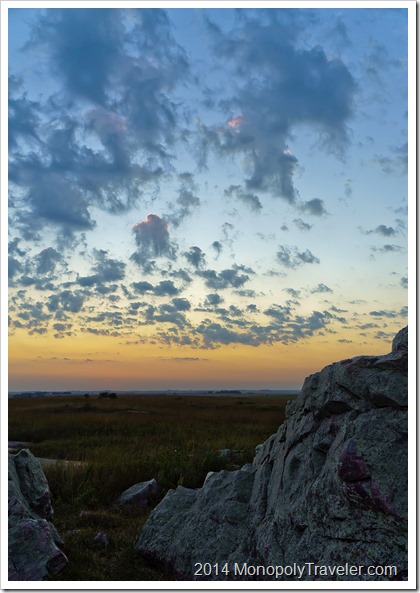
[8,449,68,581]
[135,328,408,581]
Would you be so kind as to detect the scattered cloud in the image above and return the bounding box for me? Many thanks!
[311,283,333,294]
[276,245,320,269]
[361,224,397,236]
[299,198,328,217]
[224,185,262,212]
[293,218,313,232]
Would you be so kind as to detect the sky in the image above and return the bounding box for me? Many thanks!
[6,3,411,392]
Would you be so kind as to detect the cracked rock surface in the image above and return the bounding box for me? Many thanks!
[135,327,408,581]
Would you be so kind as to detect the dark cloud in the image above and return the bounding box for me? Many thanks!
[264,305,292,323]
[10,9,190,245]
[184,246,206,269]
[276,245,320,269]
[299,198,328,216]
[198,264,253,290]
[211,241,223,259]
[171,298,191,311]
[235,289,258,298]
[400,276,408,289]
[78,250,126,287]
[204,293,224,307]
[8,257,22,279]
[47,290,85,313]
[131,214,177,267]
[361,224,397,236]
[224,185,262,212]
[144,303,190,329]
[311,283,333,294]
[201,14,355,202]
[8,88,41,151]
[131,281,154,294]
[283,287,300,298]
[153,280,180,296]
[35,248,62,275]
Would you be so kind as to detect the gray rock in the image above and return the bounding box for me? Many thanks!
[93,532,110,548]
[9,449,68,580]
[114,478,161,508]
[135,328,408,581]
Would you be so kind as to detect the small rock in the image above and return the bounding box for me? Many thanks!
[114,478,160,508]
[93,532,109,548]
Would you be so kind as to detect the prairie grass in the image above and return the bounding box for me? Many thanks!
[8,393,294,580]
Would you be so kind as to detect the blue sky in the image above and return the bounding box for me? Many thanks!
[6,4,411,391]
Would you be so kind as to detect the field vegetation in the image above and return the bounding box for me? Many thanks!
[8,393,295,581]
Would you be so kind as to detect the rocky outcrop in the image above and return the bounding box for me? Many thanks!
[8,449,68,581]
[135,327,408,581]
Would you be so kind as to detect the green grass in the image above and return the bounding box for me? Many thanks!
[8,393,294,580]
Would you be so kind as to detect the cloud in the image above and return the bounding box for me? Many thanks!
[200,12,355,202]
[161,357,209,363]
[46,290,85,314]
[153,280,180,296]
[35,248,62,275]
[371,143,407,176]
[370,244,404,254]
[167,173,201,227]
[224,185,262,212]
[400,276,408,289]
[131,281,154,294]
[211,241,223,258]
[293,218,313,232]
[131,279,180,297]
[283,287,300,298]
[171,297,191,311]
[198,264,253,290]
[361,224,397,237]
[311,283,333,294]
[9,9,191,246]
[299,198,328,216]
[131,214,177,267]
[276,245,320,269]
[369,307,407,318]
[184,246,206,269]
[204,293,224,307]
[8,257,22,279]
[78,250,126,287]
[264,305,292,323]
[8,87,41,151]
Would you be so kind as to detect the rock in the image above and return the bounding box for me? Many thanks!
[218,448,242,459]
[93,532,110,548]
[135,328,408,581]
[114,478,161,509]
[8,449,68,580]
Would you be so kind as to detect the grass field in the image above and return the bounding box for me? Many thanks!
[8,393,295,581]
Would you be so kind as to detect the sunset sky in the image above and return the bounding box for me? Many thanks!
[7,4,411,392]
